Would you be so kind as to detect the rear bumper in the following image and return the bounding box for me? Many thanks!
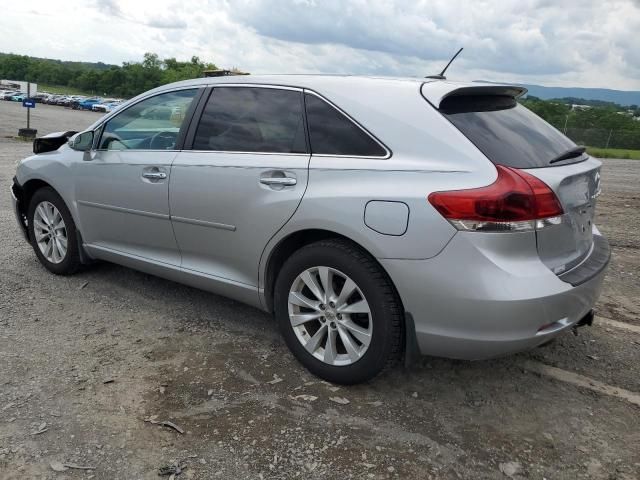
[11,177,29,241]
[558,235,610,286]
[381,231,609,360]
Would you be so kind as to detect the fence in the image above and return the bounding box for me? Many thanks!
[551,126,640,150]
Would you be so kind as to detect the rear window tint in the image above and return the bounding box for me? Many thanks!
[193,87,307,153]
[304,94,387,157]
[440,95,580,168]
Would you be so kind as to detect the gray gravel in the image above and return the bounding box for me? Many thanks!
[1,101,639,479]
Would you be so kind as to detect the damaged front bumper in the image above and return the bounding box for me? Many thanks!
[11,177,29,241]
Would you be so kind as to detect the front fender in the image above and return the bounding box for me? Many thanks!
[15,145,83,231]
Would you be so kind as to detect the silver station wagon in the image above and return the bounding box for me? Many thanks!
[11,75,610,384]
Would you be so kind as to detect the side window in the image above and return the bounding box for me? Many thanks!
[304,93,387,157]
[98,89,197,151]
[193,87,307,153]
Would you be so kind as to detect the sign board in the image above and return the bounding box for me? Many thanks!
[22,99,36,108]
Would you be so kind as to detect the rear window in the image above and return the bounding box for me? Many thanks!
[193,87,307,153]
[440,95,580,168]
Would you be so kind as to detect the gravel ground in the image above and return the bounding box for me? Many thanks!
[1,101,639,480]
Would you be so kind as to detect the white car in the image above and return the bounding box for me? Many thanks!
[92,99,122,113]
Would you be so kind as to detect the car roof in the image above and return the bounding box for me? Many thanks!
[88,74,527,135]
[85,74,519,172]
[143,74,526,108]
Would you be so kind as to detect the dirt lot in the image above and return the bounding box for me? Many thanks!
[1,101,639,480]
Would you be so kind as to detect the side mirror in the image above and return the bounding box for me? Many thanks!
[69,131,94,151]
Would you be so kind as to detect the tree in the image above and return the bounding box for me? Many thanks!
[0,52,220,97]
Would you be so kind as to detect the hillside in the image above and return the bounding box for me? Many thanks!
[0,52,115,71]
[520,84,640,107]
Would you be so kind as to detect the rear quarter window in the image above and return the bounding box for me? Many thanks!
[440,95,580,168]
[304,93,387,157]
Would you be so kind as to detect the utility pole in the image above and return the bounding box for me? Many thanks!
[605,129,613,149]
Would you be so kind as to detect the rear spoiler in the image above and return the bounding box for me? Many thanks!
[33,130,78,154]
[421,82,527,109]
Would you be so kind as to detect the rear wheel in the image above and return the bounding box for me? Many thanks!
[274,239,403,384]
[27,187,81,275]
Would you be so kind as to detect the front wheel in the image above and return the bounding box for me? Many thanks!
[27,187,81,275]
[274,239,404,384]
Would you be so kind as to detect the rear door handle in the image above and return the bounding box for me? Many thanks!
[142,172,167,180]
[260,177,297,186]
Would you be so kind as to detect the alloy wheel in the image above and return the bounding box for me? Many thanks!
[33,201,68,264]
[287,266,373,366]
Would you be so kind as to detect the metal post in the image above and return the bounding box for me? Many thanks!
[27,83,31,129]
[18,83,37,138]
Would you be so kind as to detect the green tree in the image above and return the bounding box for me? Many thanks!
[0,51,220,97]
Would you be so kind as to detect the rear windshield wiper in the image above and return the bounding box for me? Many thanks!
[549,146,586,164]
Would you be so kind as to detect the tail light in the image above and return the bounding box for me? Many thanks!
[428,165,564,232]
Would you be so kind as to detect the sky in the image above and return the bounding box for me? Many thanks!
[1,0,639,90]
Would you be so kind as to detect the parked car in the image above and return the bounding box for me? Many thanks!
[1,90,20,100]
[33,93,50,103]
[92,99,122,113]
[58,96,75,107]
[11,93,27,102]
[77,97,102,110]
[67,96,86,109]
[43,94,60,105]
[11,76,609,384]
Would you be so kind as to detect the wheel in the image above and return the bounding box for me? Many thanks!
[274,239,403,384]
[27,187,81,275]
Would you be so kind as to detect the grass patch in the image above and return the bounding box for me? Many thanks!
[38,84,93,96]
[586,147,640,160]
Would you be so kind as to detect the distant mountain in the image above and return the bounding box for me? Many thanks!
[476,80,640,106]
[519,84,640,107]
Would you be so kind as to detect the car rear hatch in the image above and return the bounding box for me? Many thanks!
[523,159,601,275]
[423,83,603,278]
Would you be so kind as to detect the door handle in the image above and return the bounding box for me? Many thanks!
[260,177,297,186]
[142,172,167,180]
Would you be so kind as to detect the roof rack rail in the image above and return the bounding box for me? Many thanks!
[203,69,250,78]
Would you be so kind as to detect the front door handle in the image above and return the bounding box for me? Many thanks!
[260,177,296,186]
[142,172,167,180]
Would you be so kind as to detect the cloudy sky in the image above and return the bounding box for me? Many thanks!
[2,0,639,89]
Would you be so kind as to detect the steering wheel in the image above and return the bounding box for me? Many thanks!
[149,131,177,150]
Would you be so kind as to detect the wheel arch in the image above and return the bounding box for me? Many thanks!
[21,178,55,211]
[19,178,93,264]
[14,179,57,239]
[262,228,404,315]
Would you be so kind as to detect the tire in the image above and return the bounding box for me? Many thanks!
[27,187,81,275]
[274,239,404,384]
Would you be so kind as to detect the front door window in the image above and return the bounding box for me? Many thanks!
[98,89,197,151]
